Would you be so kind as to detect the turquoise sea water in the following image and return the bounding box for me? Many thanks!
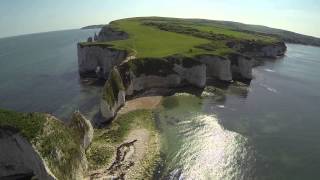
[0,30,320,179]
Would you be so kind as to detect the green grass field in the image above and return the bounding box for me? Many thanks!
[109,20,211,58]
[186,24,277,43]
[82,17,280,58]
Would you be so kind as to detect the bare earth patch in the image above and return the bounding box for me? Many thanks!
[118,96,163,115]
[89,129,150,179]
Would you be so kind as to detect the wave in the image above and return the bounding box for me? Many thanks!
[260,83,278,93]
[264,68,275,73]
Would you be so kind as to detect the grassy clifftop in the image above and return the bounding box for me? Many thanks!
[82,17,280,58]
[109,19,210,57]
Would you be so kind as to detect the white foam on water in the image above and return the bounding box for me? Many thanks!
[217,105,225,108]
[264,68,275,73]
[260,83,278,93]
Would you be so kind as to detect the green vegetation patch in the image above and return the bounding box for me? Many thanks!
[81,17,281,59]
[102,68,125,106]
[107,20,211,58]
[86,109,157,171]
[188,23,278,43]
[142,20,278,56]
[35,117,84,180]
[0,109,46,141]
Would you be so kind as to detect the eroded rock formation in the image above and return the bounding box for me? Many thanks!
[100,68,126,123]
[77,44,128,79]
[69,111,94,150]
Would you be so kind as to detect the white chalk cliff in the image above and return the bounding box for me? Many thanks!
[0,129,55,180]
[77,44,128,79]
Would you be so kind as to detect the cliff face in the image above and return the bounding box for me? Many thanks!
[96,42,286,123]
[0,110,93,180]
[228,53,253,80]
[196,53,253,81]
[99,57,206,123]
[125,64,206,96]
[197,55,232,81]
[77,24,131,79]
[228,41,287,59]
[77,44,128,79]
[0,129,55,180]
[260,42,287,58]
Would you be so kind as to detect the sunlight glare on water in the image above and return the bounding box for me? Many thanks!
[158,95,254,180]
[177,115,252,179]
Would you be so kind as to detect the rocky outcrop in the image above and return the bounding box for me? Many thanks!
[77,44,128,79]
[69,111,94,150]
[228,40,287,59]
[125,64,206,96]
[0,128,55,180]
[100,68,126,123]
[228,53,253,80]
[196,55,232,81]
[173,63,206,88]
[196,53,253,81]
[260,41,287,58]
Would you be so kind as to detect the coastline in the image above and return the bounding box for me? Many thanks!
[5,16,317,179]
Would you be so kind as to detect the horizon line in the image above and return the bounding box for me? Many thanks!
[1,16,319,39]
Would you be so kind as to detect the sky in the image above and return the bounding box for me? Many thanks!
[0,0,319,38]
